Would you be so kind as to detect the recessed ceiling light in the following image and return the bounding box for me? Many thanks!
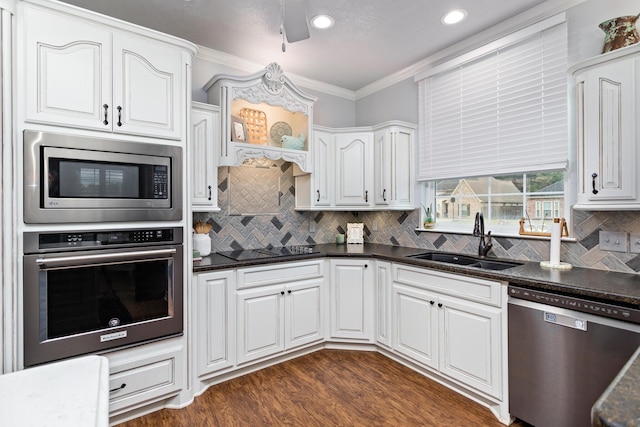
[441,9,467,25]
[311,15,334,30]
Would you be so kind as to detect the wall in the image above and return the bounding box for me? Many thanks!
[355,78,418,126]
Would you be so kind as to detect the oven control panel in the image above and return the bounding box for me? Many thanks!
[24,227,183,253]
[508,285,640,324]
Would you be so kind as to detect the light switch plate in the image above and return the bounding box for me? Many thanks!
[599,231,628,252]
[630,234,640,254]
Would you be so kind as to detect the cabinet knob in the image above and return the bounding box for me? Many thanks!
[280,291,285,296]
[208,185,212,201]
[288,289,292,294]
[437,303,443,308]
[103,104,109,125]
[364,264,368,268]
[430,300,435,305]
[591,172,599,195]
[116,106,123,127]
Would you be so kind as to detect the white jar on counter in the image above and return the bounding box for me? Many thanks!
[193,233,211,256]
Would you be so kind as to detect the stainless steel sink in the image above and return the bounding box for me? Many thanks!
[406,252,522,270]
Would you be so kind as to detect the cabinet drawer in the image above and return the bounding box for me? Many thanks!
[237,260,324,289]
[393,264,502,307]
[108,347,182,414]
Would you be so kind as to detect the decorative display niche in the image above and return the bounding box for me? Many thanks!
[204,63,316,172]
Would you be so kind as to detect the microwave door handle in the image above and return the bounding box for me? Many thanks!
[35,248,177,266]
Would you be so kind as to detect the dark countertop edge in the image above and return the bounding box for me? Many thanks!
[592,345,640,427]
[193,243,640,307]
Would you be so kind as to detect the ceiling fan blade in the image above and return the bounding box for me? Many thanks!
[283,0,310,43]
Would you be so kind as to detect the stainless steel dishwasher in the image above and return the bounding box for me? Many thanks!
[508,285,640,427]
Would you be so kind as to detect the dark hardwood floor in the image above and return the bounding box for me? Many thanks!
[119,349,527,426]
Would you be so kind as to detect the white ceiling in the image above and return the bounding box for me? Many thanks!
[58,0,553,91]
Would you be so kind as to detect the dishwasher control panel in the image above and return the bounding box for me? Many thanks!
[508,285,640,324]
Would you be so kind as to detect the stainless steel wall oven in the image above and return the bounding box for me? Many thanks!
[23,130,183,223]
[23,227,183,367]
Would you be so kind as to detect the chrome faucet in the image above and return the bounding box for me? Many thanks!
[473,212,493,258]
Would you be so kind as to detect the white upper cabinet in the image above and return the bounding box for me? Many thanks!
[204,63,316,172]
[20,3,192,140]
[373,123,415,209]
[335,132,373,207]
[191,102,220,211]
[571,45,640,209]
[295,121,415,211]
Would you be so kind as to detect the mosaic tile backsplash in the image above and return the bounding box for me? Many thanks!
[194,162,640,274]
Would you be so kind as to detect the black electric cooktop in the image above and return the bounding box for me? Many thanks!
[217,246,315,261]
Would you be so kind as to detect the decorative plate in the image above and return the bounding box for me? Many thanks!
[270,121,292,145]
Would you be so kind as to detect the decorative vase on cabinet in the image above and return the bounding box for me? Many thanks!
[204,63,316,172]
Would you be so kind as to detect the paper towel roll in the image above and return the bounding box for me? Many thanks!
[549,218,561,265]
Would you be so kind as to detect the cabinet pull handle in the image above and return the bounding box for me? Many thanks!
[383,189,386,201]
[316,190,320,202]
[117,106,123,127]
[103,104,109,125]
[208,185,212,201]
[365,190,368,203]
[110,383,126,393]
[437,303,443,308]
[591,173,599,195]
[280,291,285,296]
[430,300,434,305]
[288,290,292,294]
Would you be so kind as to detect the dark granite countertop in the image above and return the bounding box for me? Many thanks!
[194,242,640,307]
[194,242,640,426]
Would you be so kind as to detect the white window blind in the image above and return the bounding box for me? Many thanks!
[417,19,568,181]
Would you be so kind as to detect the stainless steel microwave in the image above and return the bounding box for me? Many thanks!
[23,130,182,223]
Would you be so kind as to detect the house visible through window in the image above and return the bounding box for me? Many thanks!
[428,171,565,234]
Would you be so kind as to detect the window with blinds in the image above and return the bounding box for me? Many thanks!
[416,17,568,181]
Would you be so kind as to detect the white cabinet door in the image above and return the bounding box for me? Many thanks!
[392,283,439,369]
[335,133,372,206]
[112,34,183,139]
[329,259,374,342]
[375,261,392,348]
[285,278,324,349]
[195,271,234,376]
[312,130,334,207]
[373,126,414,208]
[575,53,640,208]
[438,295,502,399]
[373,129,391,206]
[23,5,111,130]
[236,285,285,365]
[22,4,186,140]
[191,103,219,211]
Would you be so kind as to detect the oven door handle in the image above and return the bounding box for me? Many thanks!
[35,248,177,266]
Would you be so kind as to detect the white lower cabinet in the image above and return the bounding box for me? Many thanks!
[392,264,504,400]
[236,261,324,365]
[392,283,438,369]
[329,259,374,342]
[195,270,235,376]
[375,261,392,348]
[438,295,502,399]
[107,340,184,416]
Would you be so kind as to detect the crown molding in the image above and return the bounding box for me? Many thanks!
[355,0,587,100]
[196,45,356,101]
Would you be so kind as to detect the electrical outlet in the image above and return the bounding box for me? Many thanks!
[372,220,378,231]
[630,234,640,254]
[599,231,628,252]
